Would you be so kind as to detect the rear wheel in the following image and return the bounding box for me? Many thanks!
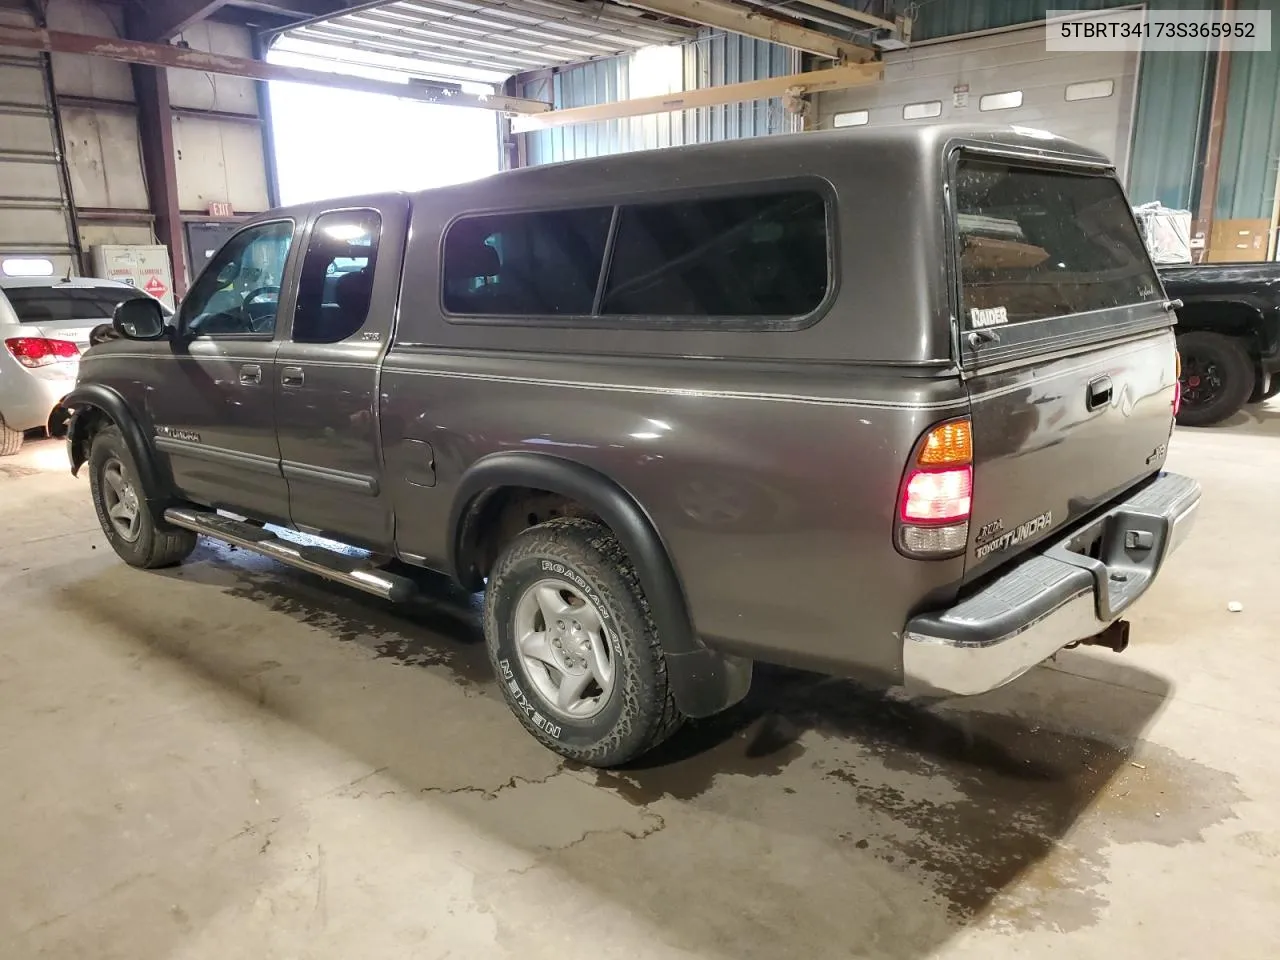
[1176,331,1254,427]
[0,416,21,457]
[88,424,196,568]
[484,517,684,767]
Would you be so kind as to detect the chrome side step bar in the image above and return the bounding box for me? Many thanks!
[164,507,417,603]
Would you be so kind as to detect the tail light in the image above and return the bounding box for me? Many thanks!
[1172,349,1182,418]
[896,417,972,558]
[5,337,79,368]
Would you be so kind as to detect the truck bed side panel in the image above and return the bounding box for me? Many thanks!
[380,352,968,682]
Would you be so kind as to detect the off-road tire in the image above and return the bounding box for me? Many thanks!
[1176,331,1254,427]
[0,416,22,457]
[484,517,684,767]
[88,424,196,568]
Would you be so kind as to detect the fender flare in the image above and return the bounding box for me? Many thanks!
[448,451,752,718]
[64,383,170,514]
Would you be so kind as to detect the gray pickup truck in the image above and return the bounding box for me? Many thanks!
[65,125,1200,767]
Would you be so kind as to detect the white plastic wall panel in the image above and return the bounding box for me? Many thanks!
[816,20,1139,176]
[46,0,134,101]
[0,9,77,275]
[61,106,149,210]
[173,115,270,214]
[166,21,260,116]
[80,223,155,249]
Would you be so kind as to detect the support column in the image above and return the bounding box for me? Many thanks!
[252,31,282,210]
[131,62,186,296]
[125,1,187,299]
[1194,0,1234,263]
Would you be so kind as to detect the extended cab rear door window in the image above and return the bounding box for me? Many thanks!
[953,156,1164,360]
[292,209,381,344]
[440,184,832,329]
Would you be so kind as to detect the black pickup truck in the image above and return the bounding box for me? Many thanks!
[64,125,1199,767]
[1160,262,1280,426]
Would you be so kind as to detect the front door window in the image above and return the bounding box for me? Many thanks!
[182,220,295,338]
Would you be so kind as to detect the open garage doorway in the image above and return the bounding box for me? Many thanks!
[264,45,501,206]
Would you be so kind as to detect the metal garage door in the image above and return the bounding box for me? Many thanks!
[816,15,1140,177]
[0,8,77,277]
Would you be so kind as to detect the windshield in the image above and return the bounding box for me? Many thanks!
[3,286,170,324]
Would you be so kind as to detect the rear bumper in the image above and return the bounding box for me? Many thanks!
[902,471,1200,697]
[0,371,73,432]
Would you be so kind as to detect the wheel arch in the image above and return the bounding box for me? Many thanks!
[449,452,751,718]
[65,383,170,512]
[1174,299,1270,360]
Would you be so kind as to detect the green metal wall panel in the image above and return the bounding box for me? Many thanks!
[513,30,799,166]
[912,0,1219,210]
[1216,47,1280,220]
[912,0,1134,41]
[1127,45,1212,208]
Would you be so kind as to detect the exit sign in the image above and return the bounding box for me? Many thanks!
[207,201,234,218]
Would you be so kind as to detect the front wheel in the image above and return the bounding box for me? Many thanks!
[88,425,197,568]
[484,517,684,767]
[1176,331,1254,427]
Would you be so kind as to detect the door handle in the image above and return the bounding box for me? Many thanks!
[239,363,262,385]
[1087,375,1113,411]
[281,366,305,387]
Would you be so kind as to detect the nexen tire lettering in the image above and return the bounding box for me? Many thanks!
[499,658,563,739]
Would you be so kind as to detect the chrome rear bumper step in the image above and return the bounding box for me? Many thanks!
[164,507,417,603]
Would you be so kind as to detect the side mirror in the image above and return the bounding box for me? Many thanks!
[112,297,167,341]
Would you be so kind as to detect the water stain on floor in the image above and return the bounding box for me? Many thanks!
[0,463,39,480]
[154,549,1248,934]
[829,719,1243,930]
[586,666,1246,933]
[180,542,493,687]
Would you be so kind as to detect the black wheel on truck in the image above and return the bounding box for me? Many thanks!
[88,424,197,568]
[1176,331,1254,427]
[484,517,684,767]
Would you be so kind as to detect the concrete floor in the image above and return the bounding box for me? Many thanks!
[3,411,1280,960]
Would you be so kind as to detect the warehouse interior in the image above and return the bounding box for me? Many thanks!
[1,0,1276,295]
[3,0,1280,957]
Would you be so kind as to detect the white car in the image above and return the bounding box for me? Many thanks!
[0,276,167,455]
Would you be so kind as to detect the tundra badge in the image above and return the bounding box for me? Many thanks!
[974,511,1053,561]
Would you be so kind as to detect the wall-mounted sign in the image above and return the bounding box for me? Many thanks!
[207,201,234,218]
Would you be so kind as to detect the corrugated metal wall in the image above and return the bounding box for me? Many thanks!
[680,30,800,144]
[912,0,1137,41]
[1125,44,1211,210]
[512,1,1277,235]
[913,0,1217,210]
[514,30,800,166]
[1216,48,1280,220]
[911,0,1278,221]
